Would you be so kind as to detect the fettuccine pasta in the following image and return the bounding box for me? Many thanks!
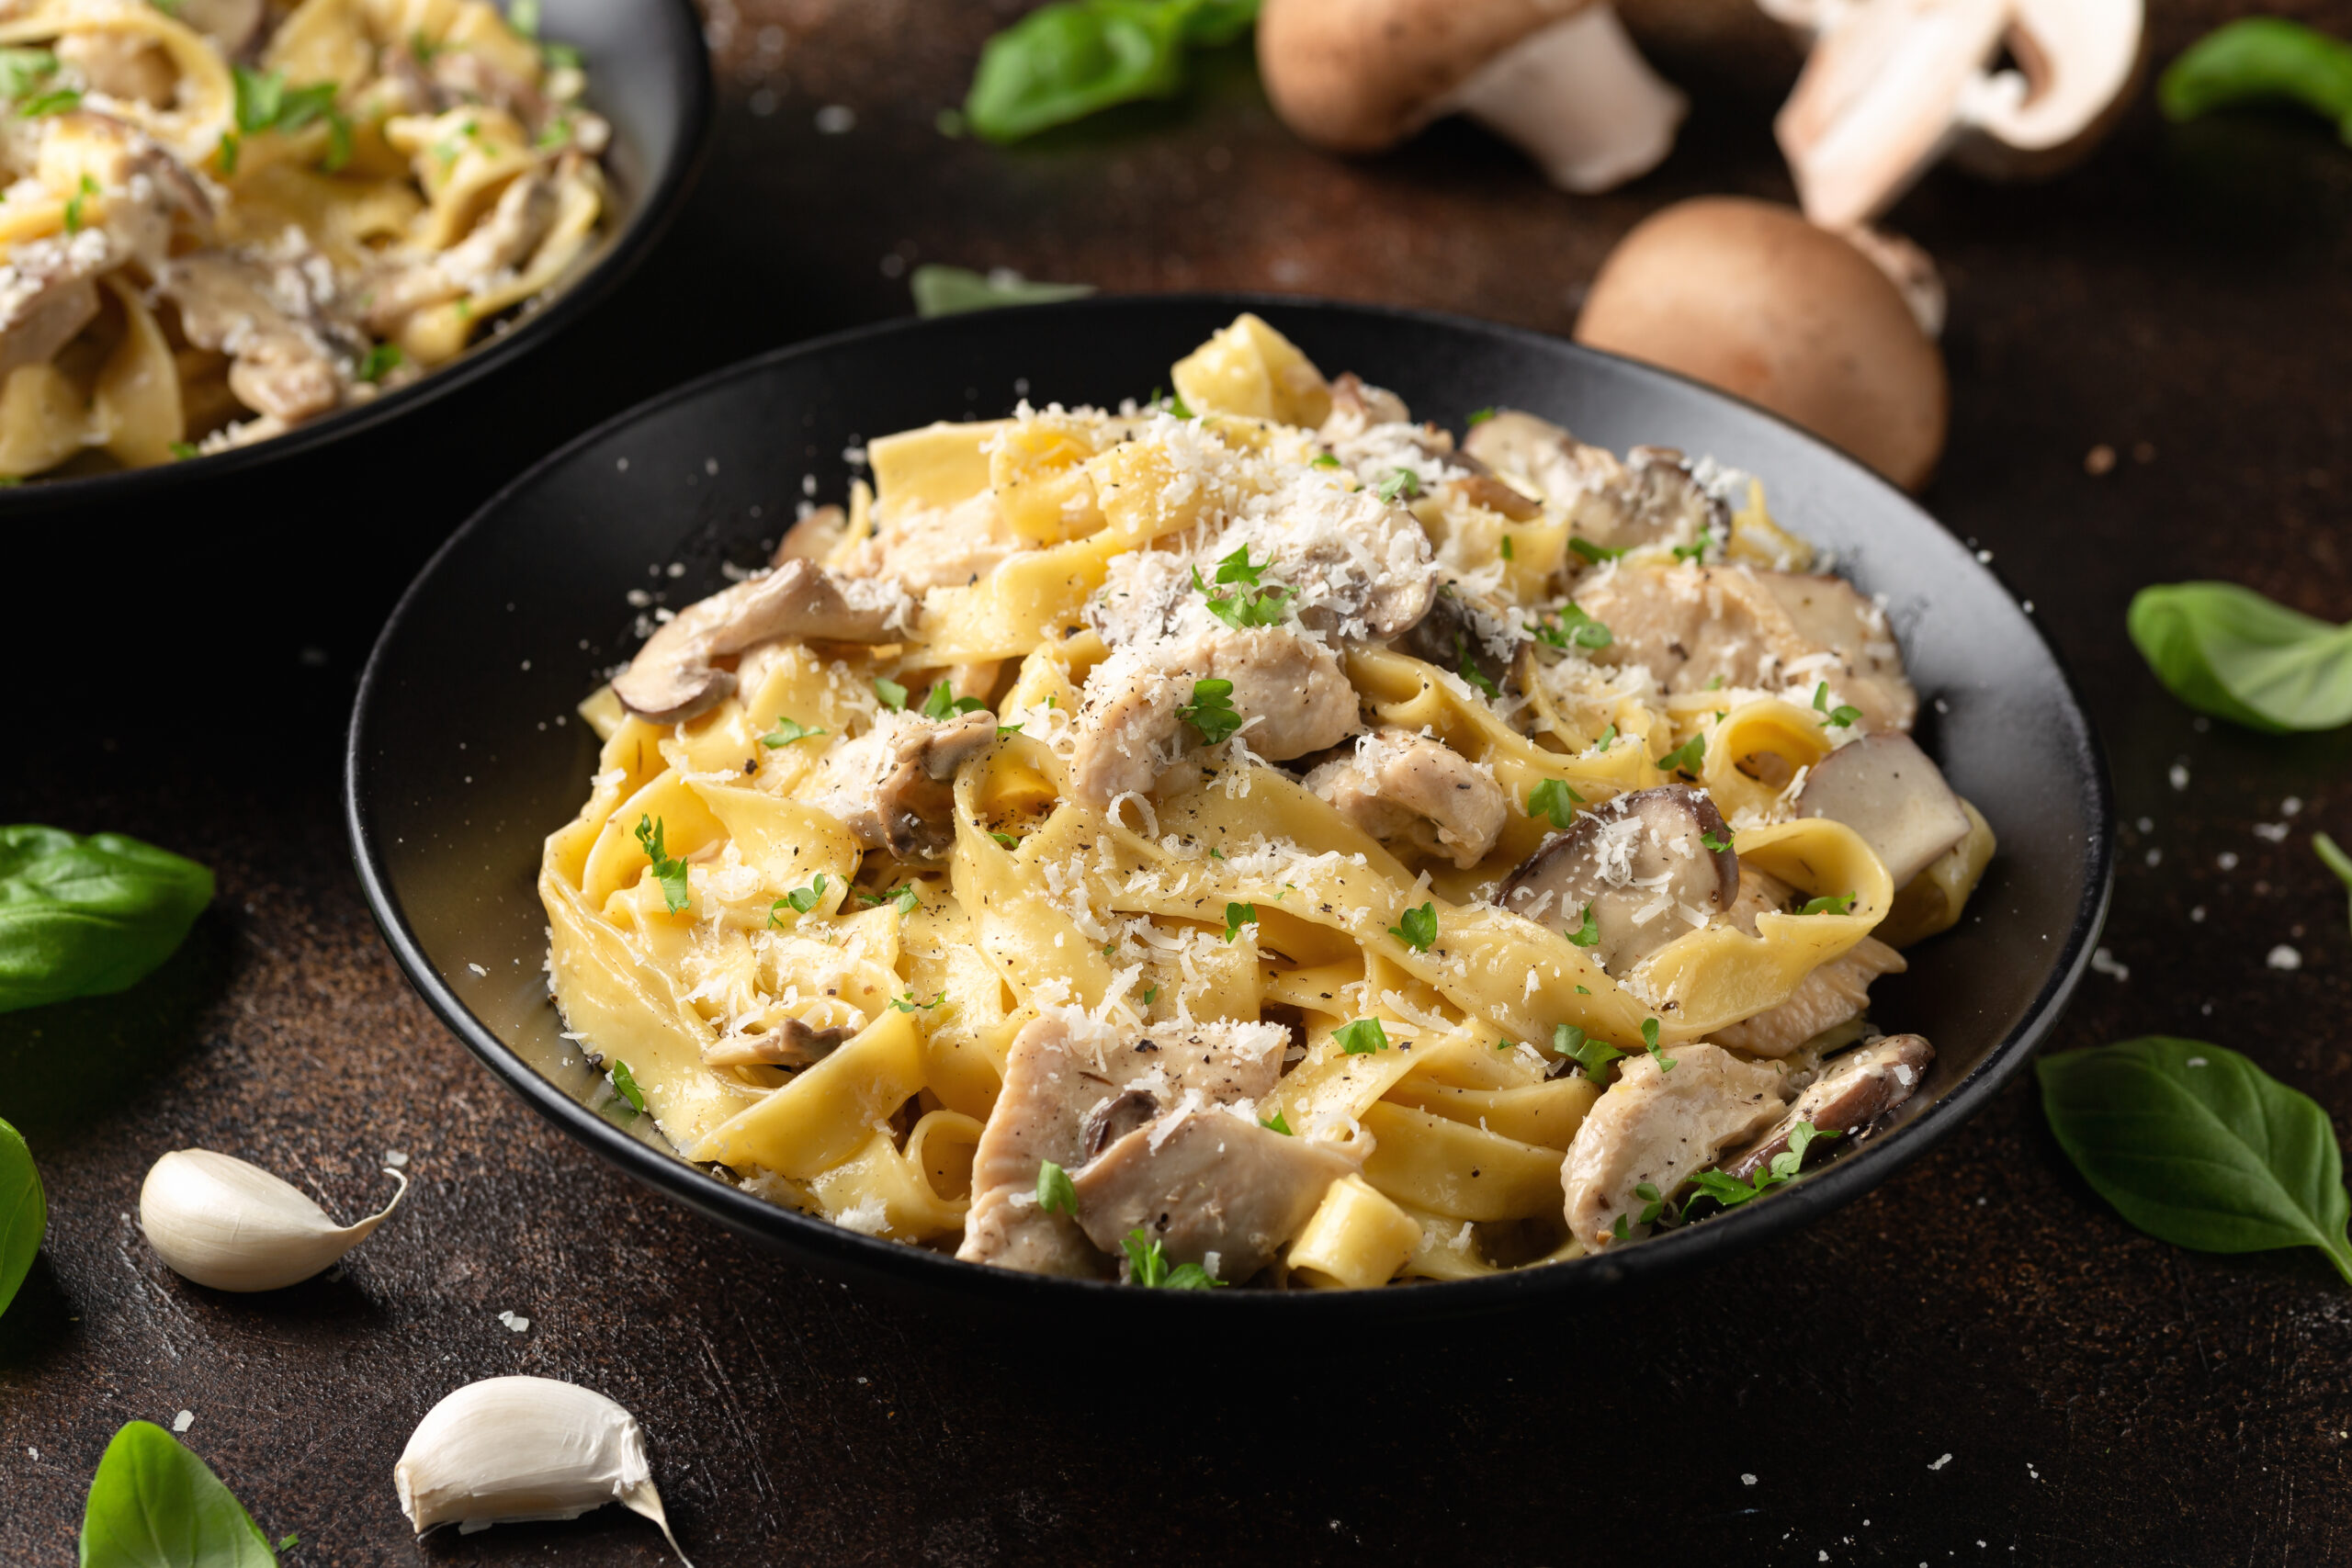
[0,0,607,478]
[542,314,1996,1289]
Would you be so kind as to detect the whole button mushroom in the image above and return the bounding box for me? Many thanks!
[1258,0,1687,193]
[1574,197,1949,491]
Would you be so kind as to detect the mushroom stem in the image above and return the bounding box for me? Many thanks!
[1450,6,1688,193]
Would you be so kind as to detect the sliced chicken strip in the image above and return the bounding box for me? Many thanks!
[958,1012,1287,1277]
[1069,624,1359,807]
[1071,1111,1357,1284]
[1573,561,1916,730]
[612,558,917,721]
[1498,784,1739,972]
[1719,1033,1933,1182]
[1563,1043,1790,1249]
[1303,728,1507,869]
[803,711,997,861]
[1710,865,1905,1058]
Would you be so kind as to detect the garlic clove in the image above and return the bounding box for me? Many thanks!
[394,1376,691,1566]
[139,1149,408,1292]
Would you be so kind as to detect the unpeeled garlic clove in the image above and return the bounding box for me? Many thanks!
[394,1376,691,1566]
[139,1148,408,1292]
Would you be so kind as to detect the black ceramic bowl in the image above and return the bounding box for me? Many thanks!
[1,0,708,509]
[347,296,2113,1318]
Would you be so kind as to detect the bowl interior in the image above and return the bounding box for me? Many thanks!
[348,296,2112,1315]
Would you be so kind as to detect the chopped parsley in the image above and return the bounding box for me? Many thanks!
[1672,541,1708,564]
[1466,406,1496,425]
[1193,548,1293,628]
[633,814,691,912]
[1222,901,1256,943]
[1552,1024,1623,1082]
[860,884,922,915]
[168,441,198,460]
[1797,892,1856,917]
[1035,1158,1077,1214]
[1334,1018,1389,1055]
[761,715,826,747]
[888,990,946,1012]
[1568,537,1626,564]
[1500,535,1514,560]
[356,342,404,383]
[1525,604,1612,651]
[1656,734,1706,776]
[1565,903,1600,947]
[1122,1228,1220,1288]
[922,681,985,720]
[1526,777,1585,829]
[1376,468,1420,503]
[541,40,582,70]
[61,174,94,234]
[1595,723,1617,752]
[1388,901,1438,952]
[0,48,55,101]
[607,1059,646,1112]
[990,830,1019,850]
[1634,1180,1678,1226]
[873,675,909,711]
[1178,677,1242,745]
[1309,453,1340,468]
[1701,827,1733,853]
[1141,985,1159,1005]
[1812,681,1861,728]
[769,874,830,925]
[1707,674,1725,691]
[1643,1017,1675,1073]
[17,85,78,118]
[232,65,349,168]
[1261,1110,1293,1135]
[1688,1121,1838,1209]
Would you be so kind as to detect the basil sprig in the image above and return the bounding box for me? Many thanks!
[0,826,212,1013]
[80,1421,280,1568]
[964,0,1258,144]
[2039,1038,2352,1287]
[0,1117,40,1318]
[2159,18,2352,141]
[2126,581,2352,733]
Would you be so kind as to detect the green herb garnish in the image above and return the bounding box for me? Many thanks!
[1376,468,1420,503]
[1796,892,1855,917]
[1526,777,1584,829]
[922,681,986,720]
[1525,604,1612,651]
[17,85,79,118]
[1388,901,1437,952]
[762,715,826,747]
[1334,1018,1388,1055]
[1223,901,1256,942]
[1655,734,1705,776]
[62,173,95,233]
[356,342,403,383]
[1688,1121,1838,1210]
[1811,681,1860,729]
[873,676,909,711]
[0,825,212,1014]
[1121,1226,1222,1288]
[1701,828,1732,853]
[1466,407,1495,425]
[1594,723,1616,751]
[770,874,830,925]
[1178,676,1242,745]
[1643,1017,1675,1073]
[1564,904,1600,947]
[1036,1158,1077,1214]
[1261,1110,1292,1135]
[634,814,691,912]
[608,1058,646,1111]
[1551,1023,1623,1082]
[1568,537,1625,564]
[860,884,922,916]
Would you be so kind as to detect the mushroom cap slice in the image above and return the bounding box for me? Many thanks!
[1718,1033,1933,1182]
[1497,784,1737,973]
[807,710,998,861]
[1794,732,1972,890]
[1562,1042,1790,1247]
[701,1018,853,1069]
[1573,197,1948,492]
[612,559,914,723]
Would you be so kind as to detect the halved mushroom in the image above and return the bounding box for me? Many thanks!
[1771,0,2145,231]
[1396,580,1521,691]
[1259,0,1687,194]
[1071,1110,1357,1284]
[1718,1033,1933,1182]
[701,1018,853,1069]
[613,559,916,722]
[804,711,998,861]
[1498,784,1738,972]
[1562,1042,1790,1248]
[1794,731,1972,889]
[1302,728,1508,870]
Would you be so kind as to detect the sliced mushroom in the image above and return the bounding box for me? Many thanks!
[804,710,998,861]
[1562,1042,1790,1248]
[364,167,558,333]
[0,238,101,378]
[773,503,848,567]
[1071,1111,1357,1284]
[158,251,348,426]
[1259,0,1687,194]
[1463,413,1723,552]
[701,1018,853,1069]
[1396,579,1521,690]
[1498,784,1738,972]
[612,559,916,722]
[1302,728,1508,870]
[1077,1088,1160,1162]
[1718,1033,1933,1182]
[1794,731,1971,889]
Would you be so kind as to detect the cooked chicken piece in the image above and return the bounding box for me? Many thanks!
[1315,370,1410,441]
[1068,624,1358,807]
[1498,784,1739,972]
[57,31,176,107]
[1719,1034,1933,1181]
[1303,728,1506,869]
[835,489,1026,595]
[1396,578,1521,690]
[1708,865,1906,1057]
[612,558,917,721]
[701,1018,852,1069]
[158,251,348,425]
[0,235,102,378]
[1573,561,1916,731]
[1563,1043,1789,1248]
[1257,489,1438,641]
[803,711,998,860]
[958,1012,1288,1277]
[1071,1111,1356,1284]
[1795,733,1969,888]
[364,167,557,332]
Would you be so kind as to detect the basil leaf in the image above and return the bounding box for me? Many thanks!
[0,1116,40,1317]
[2158,18,2352,137]
[2038,1037,2352,1286]
[2127,582,2352,733]
[0,826,212,1013]
[966,0,1191,143]
[80,1420,278,1568]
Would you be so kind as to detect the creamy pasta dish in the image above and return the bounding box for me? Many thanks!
[541,314,1996,1290]
[0,0,605,479]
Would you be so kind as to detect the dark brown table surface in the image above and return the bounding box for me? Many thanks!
[9,1,2352,1562]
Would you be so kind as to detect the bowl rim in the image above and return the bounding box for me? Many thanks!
[0,0,713,503]
[345,292,2116,1315]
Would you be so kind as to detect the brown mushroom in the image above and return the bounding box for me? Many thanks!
[1573,197,1949,491]
[1718,1032,1934,1181]
[1794,732,1973,889]
[1396,580,1519,691]
[702,1018,853,1069]
[0,241,101,378]
[1257,0,1686,193]
[806,711,999,861]
[1498,784,1737,971]
[612,559,915,722]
